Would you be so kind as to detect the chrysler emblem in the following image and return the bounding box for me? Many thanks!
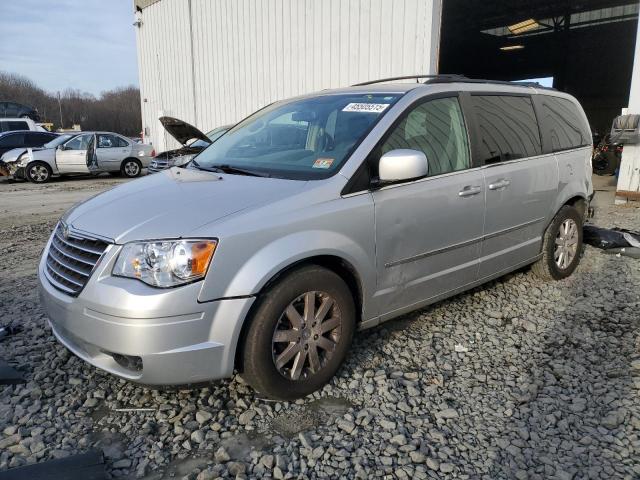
[62,223,70,240]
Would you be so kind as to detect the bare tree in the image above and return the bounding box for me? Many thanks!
[0,71,142,137]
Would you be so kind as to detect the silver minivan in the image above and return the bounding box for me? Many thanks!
[39,77,593,400]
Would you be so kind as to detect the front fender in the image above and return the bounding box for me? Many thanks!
[199,230,376,318]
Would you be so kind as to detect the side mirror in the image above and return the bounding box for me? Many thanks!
[57,145,65,151]
[378,149,428,183]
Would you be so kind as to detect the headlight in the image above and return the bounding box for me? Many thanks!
[113,239,217,287]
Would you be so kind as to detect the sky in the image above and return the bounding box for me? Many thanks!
[515,77,554,88]
[0,0,138,96]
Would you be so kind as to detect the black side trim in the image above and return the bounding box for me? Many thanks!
[384,217,544,268]
[197,294,256,304]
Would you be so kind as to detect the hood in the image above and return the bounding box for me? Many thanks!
[63,167,307,243]
[1,147,27,163]
[159,116,210,146]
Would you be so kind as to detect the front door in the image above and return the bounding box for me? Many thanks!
[371,95,485,317]
[56,133,94,173]
[468,94,558,278]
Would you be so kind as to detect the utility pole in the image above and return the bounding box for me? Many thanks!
[57,91,63,129]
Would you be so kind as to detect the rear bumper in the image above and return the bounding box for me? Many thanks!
[38,235,255,385]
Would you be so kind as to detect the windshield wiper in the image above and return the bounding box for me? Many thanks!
[210,164,270,177]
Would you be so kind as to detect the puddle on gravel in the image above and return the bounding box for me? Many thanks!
[270,396,353,437]
[139,432,270,479]
[219,432,271,460]
[89,430,127,461]
[142,456,209,480]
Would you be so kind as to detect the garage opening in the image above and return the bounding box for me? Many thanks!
[439,0,640,134]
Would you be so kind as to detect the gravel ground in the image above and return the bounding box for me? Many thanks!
[0,177,639,479]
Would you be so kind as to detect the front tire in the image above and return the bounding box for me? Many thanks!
[26,162,52,183]
[532,205,583,280]
[240,266,356,400]
[121,159,142,178]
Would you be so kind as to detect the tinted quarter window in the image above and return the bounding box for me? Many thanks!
[539,96,590,151]
[472,95,541,164]
[380,96,470,177]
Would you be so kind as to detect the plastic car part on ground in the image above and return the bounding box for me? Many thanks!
[583,225,640,258]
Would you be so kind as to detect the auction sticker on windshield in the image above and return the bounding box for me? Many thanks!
[342,103,390,113]
[312,158,334,169]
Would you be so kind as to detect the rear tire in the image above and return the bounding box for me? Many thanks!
[532,205,583,280]
[121,159,142,178]
[26,161,52,183]
[240,266,356,400]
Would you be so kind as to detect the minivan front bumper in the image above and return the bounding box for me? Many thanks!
[38,237,255,385]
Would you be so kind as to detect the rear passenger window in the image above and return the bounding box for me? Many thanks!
[539,96,590,151]
[472,95,541,164]
[380,96,470,177]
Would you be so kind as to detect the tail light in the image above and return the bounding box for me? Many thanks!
[151,149,156,157]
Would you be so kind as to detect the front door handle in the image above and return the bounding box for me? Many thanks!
[458,185,482,197]
[488,179,511,190]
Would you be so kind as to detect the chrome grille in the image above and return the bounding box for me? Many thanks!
[149,159,169,171]
[44,224,110,296]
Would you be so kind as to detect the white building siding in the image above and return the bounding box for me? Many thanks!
[135,0,442,151]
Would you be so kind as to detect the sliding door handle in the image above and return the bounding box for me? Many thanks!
[458,185,482,197]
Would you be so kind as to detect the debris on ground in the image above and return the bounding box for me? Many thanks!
[0,358,24,386]
[583,224,640,250]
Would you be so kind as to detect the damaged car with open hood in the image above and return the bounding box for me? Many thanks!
[148,116,230,173]
[39,77,593,400]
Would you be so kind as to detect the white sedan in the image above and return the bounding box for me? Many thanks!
[9,131,154,183]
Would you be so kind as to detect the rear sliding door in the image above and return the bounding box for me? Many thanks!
[467,93,558,279]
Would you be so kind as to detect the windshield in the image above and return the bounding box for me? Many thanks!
[44,134,73,148]
[192,93,401,179]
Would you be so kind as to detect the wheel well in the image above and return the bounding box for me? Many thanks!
[234,255,364,373]
[121,157,141,168]
[563,195,587,219]
[26,160,52,173]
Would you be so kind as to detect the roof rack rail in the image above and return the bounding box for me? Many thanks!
[351,74,467,86]
[351,74,557,91]
[424,76,557,90]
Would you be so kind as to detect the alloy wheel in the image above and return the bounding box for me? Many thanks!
[124,161,140,176]
[272,291,342,381]
[29,164,49,182]
[554,218,579,270]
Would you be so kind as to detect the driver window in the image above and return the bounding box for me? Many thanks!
[65,134,92,150]
[380,97,470,177]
